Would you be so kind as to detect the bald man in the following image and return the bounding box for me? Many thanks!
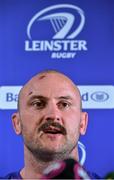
[2,70,100,179]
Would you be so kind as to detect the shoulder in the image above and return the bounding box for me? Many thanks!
[0,171,22,179]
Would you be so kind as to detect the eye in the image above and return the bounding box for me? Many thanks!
[57,101,71,110]
[31,100,46,109]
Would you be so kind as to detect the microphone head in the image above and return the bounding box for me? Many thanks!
[105,172,114,179]
[42,158,90,179]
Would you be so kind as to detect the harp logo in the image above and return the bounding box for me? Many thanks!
[25,4,88,59]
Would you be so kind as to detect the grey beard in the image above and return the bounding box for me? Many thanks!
[25,141,76,163]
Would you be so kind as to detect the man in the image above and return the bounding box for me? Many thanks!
[2,70,99,179]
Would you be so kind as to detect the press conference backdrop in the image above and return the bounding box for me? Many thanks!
[0,0,114,177]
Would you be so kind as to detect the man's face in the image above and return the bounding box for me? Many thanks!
[12,73,88,160]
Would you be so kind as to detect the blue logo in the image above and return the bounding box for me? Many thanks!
[91,91,109,102]
[78,141,86,165]
[25,4,87,59]
[27,4,85,40]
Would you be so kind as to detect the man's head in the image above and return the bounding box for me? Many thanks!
[12,70,88,162]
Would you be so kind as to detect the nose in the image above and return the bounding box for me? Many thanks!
[44,102,61,122]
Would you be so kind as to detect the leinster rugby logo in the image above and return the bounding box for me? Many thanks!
[78,141,86,165]
[25,4,88,59]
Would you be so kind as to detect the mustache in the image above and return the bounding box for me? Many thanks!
[38,121,67,135]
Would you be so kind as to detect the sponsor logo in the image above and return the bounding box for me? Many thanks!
[79,85,114,109]
[25,4,87,59]
[0,86,22,109]
[91,91,109,102]
[78,141,86,165]
[0,86,114,109]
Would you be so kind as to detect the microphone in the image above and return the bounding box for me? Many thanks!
[42,158,90,179]
[105,171,114,179]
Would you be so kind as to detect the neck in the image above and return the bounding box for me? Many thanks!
[20,145,79,179]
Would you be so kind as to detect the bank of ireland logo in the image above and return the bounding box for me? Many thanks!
[91,91,109,102]
[25,4,88,59]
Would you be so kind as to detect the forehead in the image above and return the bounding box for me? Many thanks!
[20,73,80,99]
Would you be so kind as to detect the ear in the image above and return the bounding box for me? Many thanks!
[80,112,88,135]
[12,112,22,135]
